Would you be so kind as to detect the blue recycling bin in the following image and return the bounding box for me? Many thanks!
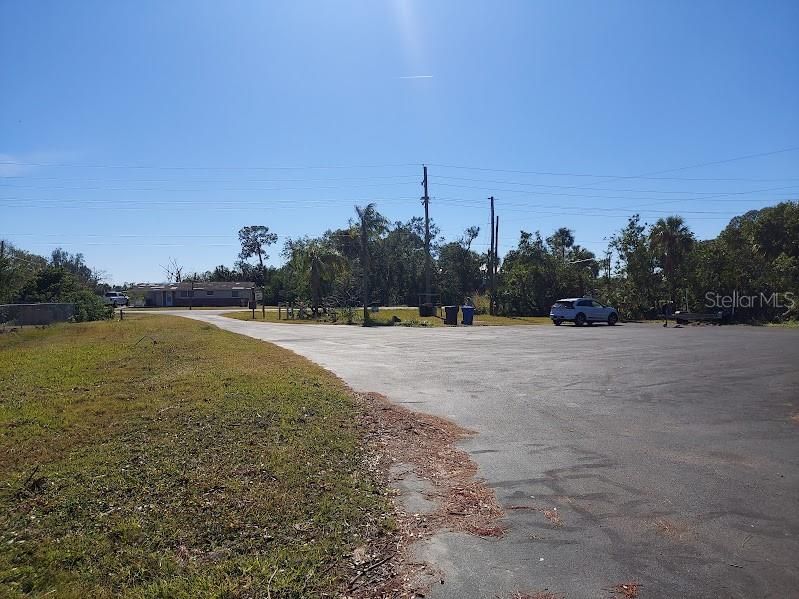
[461,305,475,325]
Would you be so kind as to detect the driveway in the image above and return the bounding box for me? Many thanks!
[165,311,799,599]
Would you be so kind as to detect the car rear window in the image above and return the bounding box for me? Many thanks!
[553,301,574,309]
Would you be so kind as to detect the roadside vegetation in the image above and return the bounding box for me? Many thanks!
[224,307,551,327]
[148,201,799,324]
[0,315,389,598]
[4,200,797,325]
[0,246,112,322]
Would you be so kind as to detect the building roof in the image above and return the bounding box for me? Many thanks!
[176,281,255,290]
[133,281,255,291]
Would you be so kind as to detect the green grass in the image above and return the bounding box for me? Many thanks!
[125,306,250,311]
[471,314,551,326]
[224,307,441,327]
[224,310,334,325]
[0,315,389,598]
[224,308,551,327]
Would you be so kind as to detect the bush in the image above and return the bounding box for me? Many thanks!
[65,290,114,322]
[471,292,491,315]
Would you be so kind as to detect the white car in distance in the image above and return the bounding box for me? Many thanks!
[103,291,129,307]
[550,297,618,326]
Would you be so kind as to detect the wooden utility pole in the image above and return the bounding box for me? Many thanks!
[489,196,495,315]
[360,213,369,325]
[494,214,499,297]
[422,165,431,305]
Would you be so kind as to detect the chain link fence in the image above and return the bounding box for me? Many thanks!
[0,303,76,326]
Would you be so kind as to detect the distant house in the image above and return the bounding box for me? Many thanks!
[135,282,256,307]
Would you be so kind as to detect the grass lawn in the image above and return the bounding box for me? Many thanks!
[471,314,551,326]
[224,308,551,327]
[125,306,251,311]
[0,315,389,598]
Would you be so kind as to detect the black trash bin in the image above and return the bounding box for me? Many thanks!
[419,303,435,317]
[444,305,459,326]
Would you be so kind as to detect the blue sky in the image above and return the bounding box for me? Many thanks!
[2,0,798,283]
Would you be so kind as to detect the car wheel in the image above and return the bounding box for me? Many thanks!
[553,319,562,326]
[575,313,586,326]
[607,313,618,326]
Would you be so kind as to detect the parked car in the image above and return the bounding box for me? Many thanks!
[103,291,129,307]
[550,297,618,326]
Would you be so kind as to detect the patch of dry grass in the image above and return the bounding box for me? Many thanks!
[349,392,505,597]
[611,582,641,598]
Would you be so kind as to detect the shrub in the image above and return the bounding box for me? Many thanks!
[471,292,491,315]
[66,290,114,322]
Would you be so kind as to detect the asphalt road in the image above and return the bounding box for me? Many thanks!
[165,311,799,599]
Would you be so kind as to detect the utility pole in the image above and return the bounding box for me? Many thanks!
[489,197,495,315]
[494,214,499,312]
[422,165,431,306]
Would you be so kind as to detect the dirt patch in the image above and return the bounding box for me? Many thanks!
[610,582,641,598]
[791,413,799,425]
[347,392,504,598]
[509,504,563,528]
[653,517,693,542]
[503,593,564,599]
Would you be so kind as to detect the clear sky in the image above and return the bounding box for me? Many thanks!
[2,0,798,284]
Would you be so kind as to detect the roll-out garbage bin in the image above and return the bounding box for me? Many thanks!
[461,305,475,325]
[444,305,459,326]
[419,303,435,317]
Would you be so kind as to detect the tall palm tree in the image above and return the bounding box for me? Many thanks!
[547,227,575,261]
[285,239,346,317]
[308,247,346,317]
[649,216,694,301]
[354,203,387,325]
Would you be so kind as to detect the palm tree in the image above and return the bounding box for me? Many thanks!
[354,203,387,325]
[308,247,346,317]
[285,239,346,317]
[547,227,575,260]
[649,216,694,302]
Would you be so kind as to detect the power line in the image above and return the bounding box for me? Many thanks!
[432,183,798,203]
[0,180,420,193]
[635,145,799,177]
[427,145,799,181]
[0,174,418,184]
[0,160,419,171]
[434,175,799,193]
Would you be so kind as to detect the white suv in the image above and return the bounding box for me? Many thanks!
[550,297,618,326]
[103,291,129,307]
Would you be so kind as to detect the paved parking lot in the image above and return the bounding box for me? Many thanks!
[170,311,799,599]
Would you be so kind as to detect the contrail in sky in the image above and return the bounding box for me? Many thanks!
[398,75,433,79]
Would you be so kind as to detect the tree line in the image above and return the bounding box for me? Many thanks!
[2,201,795,323]
[185,200,798,323]
[0,244,112,321]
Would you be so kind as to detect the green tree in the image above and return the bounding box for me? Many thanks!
[354,204,387,325]
[610,215,659,318]
[546,227,575,261]
[437,227,483,305]
[649,216,694,303]
[284,237,347,316]
[16,266,111,321]
[238,225,278,316]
